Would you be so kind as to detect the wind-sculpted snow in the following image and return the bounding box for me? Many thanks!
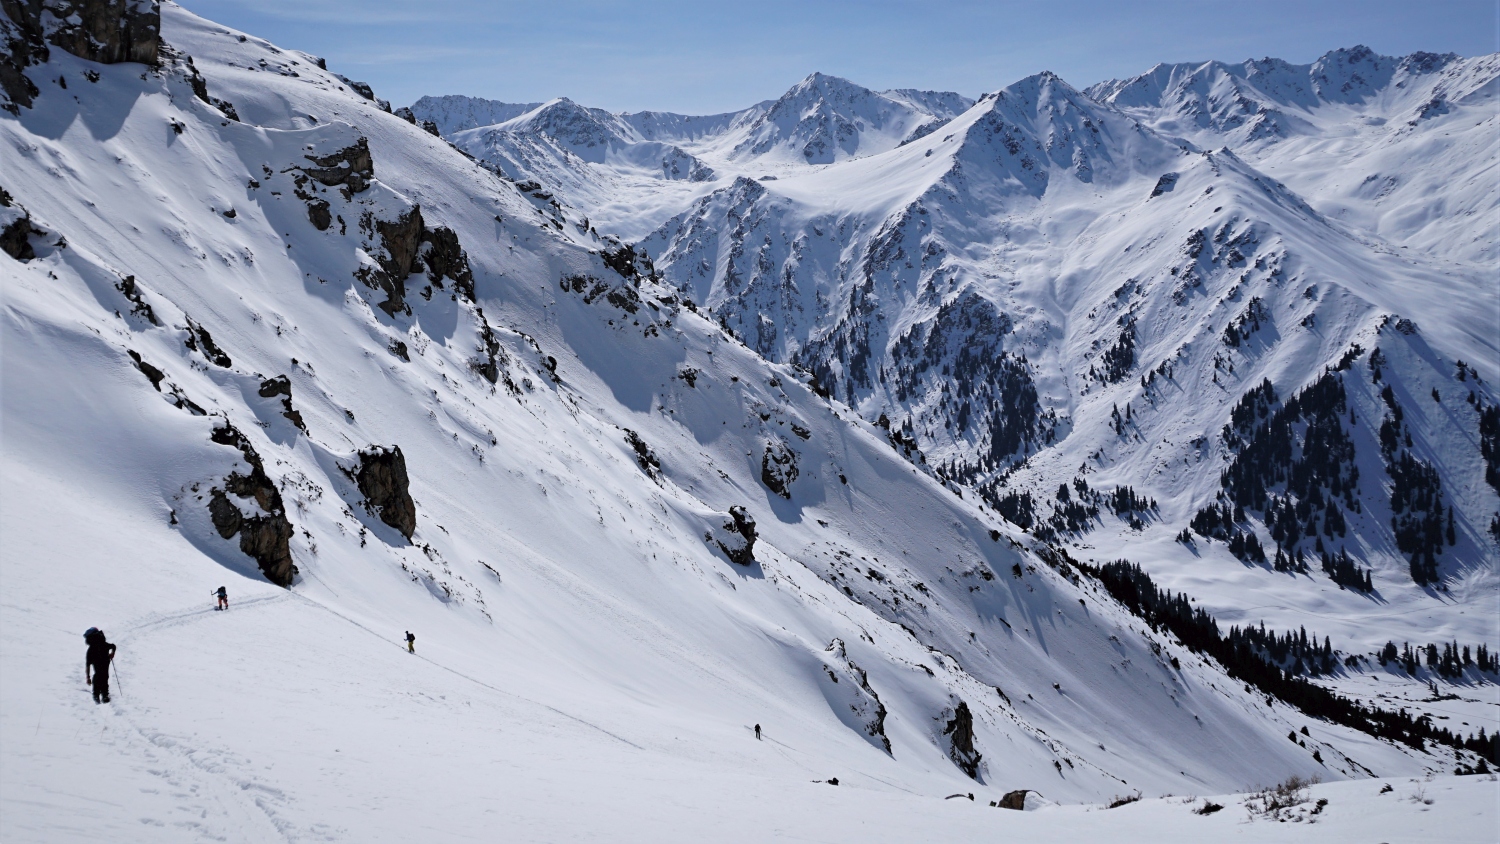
[1,7,1495,839]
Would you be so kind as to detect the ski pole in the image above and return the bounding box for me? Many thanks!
[113,663,124,696]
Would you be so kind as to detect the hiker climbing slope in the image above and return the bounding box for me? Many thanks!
[405,631,415,654]
[213,586,228,611]
[84,628,116,704]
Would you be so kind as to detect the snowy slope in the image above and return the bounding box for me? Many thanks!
[636,65,1500,661]
[1088,47,1500,267]
[429,75,974,239]
[409,93,545,135]
[1,5,1494,841]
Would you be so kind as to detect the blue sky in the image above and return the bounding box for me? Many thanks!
[180,0,1499,113]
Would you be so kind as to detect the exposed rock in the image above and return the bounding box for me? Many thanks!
[6,0,160,68]
[357,205,424,316]
[823,638,890,753]
[1150,172,1179,198]
[470,307,513,388]
[708,505,757,565]
[183,317,231,367]
[208,422,295,587]
[419,226,474,300]
[126,349,164,390]
[257,375,306,432]
[942,700,983,779]
[300,137,374,195]
[0,11,45,113]
[306,198,331,231]
[623,429,660,479]
[114,274,159,324]
[0,204,39,260]
[560,273,641,314]
[997,789,1032,810]
[760,437,798,498]
[354,445,416,540]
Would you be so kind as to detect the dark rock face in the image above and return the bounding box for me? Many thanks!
[208,423,295,587]
[257,375,306,432]
[4,1,160,68]
[943,701,982,779]
[183,318,230,366]
[997,789,1030,810]
[760,438,798,499]
[301,137,374,195]
[306,198,331,231]
[0,10,45,113]
[623,429,660,479]
[1,208,38,260]
[713,505,757,565]
[358,205,424,316]
[355,445,416,540]
[420,226,474,301]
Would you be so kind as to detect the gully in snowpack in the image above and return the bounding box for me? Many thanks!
[83,627,116,704]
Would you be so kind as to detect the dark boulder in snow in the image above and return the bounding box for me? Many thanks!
[258,375,306,432]
[997,789,1032,810]
[942,700,983,779]
[0,204,39,260]
[760,437,798,499]
[355,445,416,540]
[208,423,296,587]
[707,505,756,565]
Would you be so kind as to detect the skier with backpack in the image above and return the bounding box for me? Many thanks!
[213,586,228,611]
[405,631,415,653]
[83,628,116,704]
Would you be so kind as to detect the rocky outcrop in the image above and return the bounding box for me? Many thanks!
[0,9,45,113]
[3,1,159,69]
[419,226,474,301]
[997,789,1032,810]
[300,136,374,195]
[760,437,798,499]
[358,205,424,316]
[354,445,416,540]
[708,505,757,565]
[0,197,39,260]
[942,700,982,779]
[208,423,295,587]
[823,639,890,753]
[623,429,660,479]
[184,318,231,367]
[258,375,306,432]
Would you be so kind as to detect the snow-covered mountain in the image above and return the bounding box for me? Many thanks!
[2,4,1496,840]
[420,74,974,239]
[429,48,1500,707]
[1088,47,1500,266]
[638,67,1499,641]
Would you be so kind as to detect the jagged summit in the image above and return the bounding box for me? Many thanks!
[730,71,972,163]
